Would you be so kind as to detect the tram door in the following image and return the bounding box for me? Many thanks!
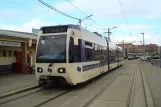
[100,46,104,73]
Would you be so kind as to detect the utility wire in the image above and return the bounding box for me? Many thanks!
[118,0,128,25]
[65,0,87,16]
[65,0,103,27]
[82,22,108,30]
[118,0,132,37]
[38,0,79,20]
[38,0,108,31]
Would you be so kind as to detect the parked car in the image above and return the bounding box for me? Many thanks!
[128,54,134,60]
[151,53,160,59]
[140,56,148,61]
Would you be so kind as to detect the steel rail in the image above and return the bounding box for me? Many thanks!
[128,71,136,107]
[83,72,121,107]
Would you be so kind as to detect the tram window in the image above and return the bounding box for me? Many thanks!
[109,49,116,62]
[92,43,95,60]
[69,37,81,63]
[94,44,99,60]
[103,47,107,60]
[74,39,81,62]
[98,45,101,60]
[85,41,94,61]
[69,37,74,63]
[3,50,6,57]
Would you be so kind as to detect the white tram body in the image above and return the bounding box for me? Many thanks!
[35,24,124,86]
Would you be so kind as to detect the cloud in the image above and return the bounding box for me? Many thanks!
[32,6,46,12]
[0,19,51,32]
[111,33,161,45]
[52,0,161,18]
[0,9,24,20]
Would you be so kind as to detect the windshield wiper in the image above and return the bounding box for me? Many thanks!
[45,38,65,67]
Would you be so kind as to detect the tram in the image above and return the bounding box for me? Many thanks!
[35,24,124,86]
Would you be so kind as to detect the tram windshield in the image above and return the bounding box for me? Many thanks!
[36,35,66,63]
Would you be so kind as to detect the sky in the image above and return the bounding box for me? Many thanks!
[0,0,161,45]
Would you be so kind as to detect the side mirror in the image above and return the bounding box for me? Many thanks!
[70,30,78,45]
[74,37,78,45]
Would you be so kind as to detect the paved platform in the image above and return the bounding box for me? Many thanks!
[89,60,149,107]
[0,60,156,107]
[141,61,161,107]
[0,73,37,95]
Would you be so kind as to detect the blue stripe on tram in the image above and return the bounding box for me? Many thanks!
[82,60,123,71]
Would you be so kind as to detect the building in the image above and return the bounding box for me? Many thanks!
[0,29,37,74]
[117,43,159,56]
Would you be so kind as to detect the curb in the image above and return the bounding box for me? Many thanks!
[0,85,39,99]
[140,64,155,107]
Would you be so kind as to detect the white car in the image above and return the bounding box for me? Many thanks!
[140,56,147,61]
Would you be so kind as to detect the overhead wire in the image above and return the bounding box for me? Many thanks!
[65,0,105,29]
[118,0,132,36]
[118,0,128,26]
[82,22,109,30]
[65,0,86,16]
[38,0,113,30]
[38,0,79,20]
[38,0,108,31]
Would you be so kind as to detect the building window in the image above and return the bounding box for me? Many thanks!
[9,50,12,57]
[0,50,1,57]
[14,51,17,57]
[3,50,6,57]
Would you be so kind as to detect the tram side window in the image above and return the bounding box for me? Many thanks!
[103,47,107,60]
[94,44,99,60]
[92,44,95,60]
[118,50,123,60]
[85,41,94,61]
[109,49,116,62]
[98,45,101,60]
[69,37,81,63]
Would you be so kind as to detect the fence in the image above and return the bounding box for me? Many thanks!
[147,58,161,68]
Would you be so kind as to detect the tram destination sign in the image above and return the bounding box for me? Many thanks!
[42,26,68,34]
[0,41,21,47]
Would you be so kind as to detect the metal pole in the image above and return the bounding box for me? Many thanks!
[79,19,82,26]
[160,46,161,68]
[143,33,145,61]
[105,37,110,71]
[141,33,145,61]
[108,28,111,41]
[123,40,125,59]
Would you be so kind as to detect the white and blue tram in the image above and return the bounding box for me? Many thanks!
[35,24,124,86]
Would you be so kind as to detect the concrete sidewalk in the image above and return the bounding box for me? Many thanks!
[0,73,37,95]
[141,61,161,107]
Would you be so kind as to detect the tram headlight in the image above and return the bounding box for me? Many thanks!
[58,68,66,73]
[37,67,43,73]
